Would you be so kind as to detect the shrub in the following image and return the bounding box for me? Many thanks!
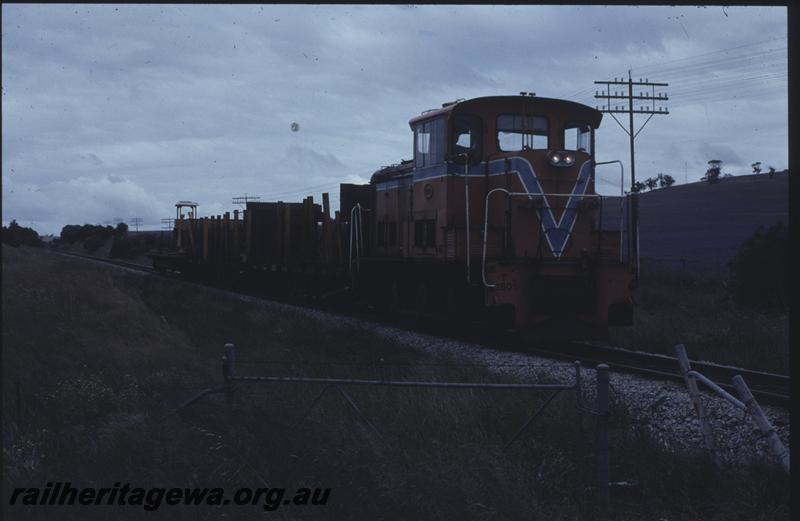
[109,236,139,259]
[728,222,788,312]
[82,234,107,253]
[115,222,129,237]
[60,224,115,244]
[2,220,43,247]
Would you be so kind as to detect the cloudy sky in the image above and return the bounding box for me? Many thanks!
[2,5,788,234]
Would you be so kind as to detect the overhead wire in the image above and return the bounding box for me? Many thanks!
[668,71,788,96]
[251,166,378,201]
[575,60,787,104]
[568,37,787,101]
[630,47,786,78]
[577,36,785,85]
[664,64,787,89]
[580,67,787,110]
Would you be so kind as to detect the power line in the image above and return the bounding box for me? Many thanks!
[258,181,341,200]
[584,36,784,82]
[569,38,786,100]
[668,80,787,108]
[667,70,788,92]
[577,68,786,110]
[253,168,376,201]
[625,39,786,75]
[630,47,786,78]
[573,61,786,104]
[668,70,788,92]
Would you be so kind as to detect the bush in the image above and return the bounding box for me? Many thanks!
[115,222,129,236]
[60,224,115,244]
[110,233,160,259]
[82,234,108,253]
[109,236,139,259]
[2,220,43,247]
[728,222,788,312]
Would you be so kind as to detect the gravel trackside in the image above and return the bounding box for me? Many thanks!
[229,290,790,469]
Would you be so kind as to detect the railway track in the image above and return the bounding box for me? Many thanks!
[48,248,790,407]
[49,249,156,274]
[526,341,790,407]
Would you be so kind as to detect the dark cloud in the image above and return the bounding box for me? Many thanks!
[2,5,787,233]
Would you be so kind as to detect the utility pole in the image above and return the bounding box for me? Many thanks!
[232,193,260,209]
[594,71,669,285]
[594,71,669,189]
[130,217,143,233]
[160,218,174,245]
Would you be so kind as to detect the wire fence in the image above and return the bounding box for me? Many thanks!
[179,343,615,509]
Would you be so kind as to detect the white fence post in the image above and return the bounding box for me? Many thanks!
[732,375,790,475]
[674,344,717,462]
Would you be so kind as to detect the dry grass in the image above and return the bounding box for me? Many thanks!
[2,246,790,520]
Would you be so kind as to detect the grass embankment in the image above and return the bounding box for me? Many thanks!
[2,246,790,520]
[610,267,789,374]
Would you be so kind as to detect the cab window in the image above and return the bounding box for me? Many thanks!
[415,117,446,168]
[497,114,548,152]
[452,114,482,156]
[564,122,592,154]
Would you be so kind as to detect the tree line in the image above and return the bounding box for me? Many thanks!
[631,173,675,193]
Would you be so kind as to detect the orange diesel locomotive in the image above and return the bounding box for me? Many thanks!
[154,94,635,334]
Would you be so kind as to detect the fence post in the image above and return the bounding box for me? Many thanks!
[674,344,717,462]
[223,343,236,410]
[595,364,609,510]
[16,382,23,433]
[731,375,790,475]
[574,361,583,440]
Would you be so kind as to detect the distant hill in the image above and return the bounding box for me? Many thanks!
[600,171,788,274]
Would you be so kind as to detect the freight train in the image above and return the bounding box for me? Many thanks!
[150,94,636,335]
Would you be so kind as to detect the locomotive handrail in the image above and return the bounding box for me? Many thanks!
[462,153,471,283]
[594,160,625,263]
[481,188,602,288]
[349,203,363,278]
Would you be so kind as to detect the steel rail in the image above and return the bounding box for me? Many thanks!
[46,249,156,273]
[529,342,789,407]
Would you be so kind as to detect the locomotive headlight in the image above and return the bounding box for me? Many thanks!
[548,150,575,167]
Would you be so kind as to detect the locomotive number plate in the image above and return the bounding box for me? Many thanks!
[495,278,518,291]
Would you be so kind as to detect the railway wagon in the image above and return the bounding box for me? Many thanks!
[150,94,636,333]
